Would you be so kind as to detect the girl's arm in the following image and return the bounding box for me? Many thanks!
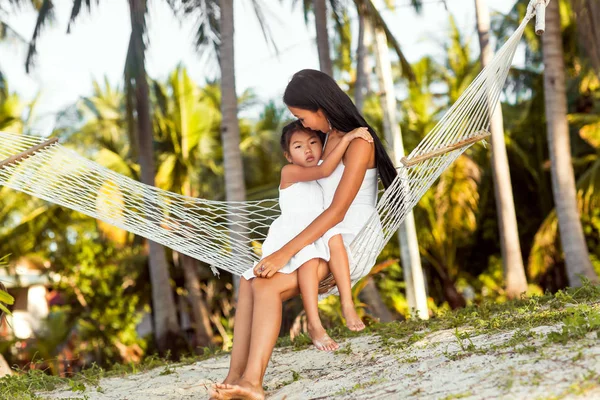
[254,139,373,278]
[280,127,372,185]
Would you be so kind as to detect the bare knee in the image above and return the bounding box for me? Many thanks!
[251,277,279,295]
[250,277,267,292]
[317,259,331,280]
[328,234,344,249]
[299,258,320,273]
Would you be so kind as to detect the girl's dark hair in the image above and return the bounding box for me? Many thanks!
[283,69,397,189]
[280,120,325,153]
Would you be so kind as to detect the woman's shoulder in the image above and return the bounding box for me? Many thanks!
[343,137,375,169]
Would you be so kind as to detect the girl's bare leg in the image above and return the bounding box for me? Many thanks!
[298,259,339,351]
[215,263,330,399]
[328,235,365,331]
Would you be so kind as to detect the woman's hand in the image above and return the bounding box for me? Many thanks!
[253,248,292,278]
[344,127,372,143]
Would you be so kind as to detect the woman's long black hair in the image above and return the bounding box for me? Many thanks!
[283,69,397,189]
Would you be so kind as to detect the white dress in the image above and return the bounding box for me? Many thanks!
[316,151,382,298]
[317,161,379,264]
[242,181,330,280]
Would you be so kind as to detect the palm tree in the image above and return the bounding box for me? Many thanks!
[474,0,527,298]
[353,0,417,86]
[406,16,481,308]
[314,0,333,76]
[542,0,596,286]
[126,0,182,351]
[0,0,30,78]
[354,2,369,111]
[219,0,247,297]
[372,28,428,319]
[369,2,428,319]
[572,0,600,79]
[152,66,221,347]
[21,0,184,353]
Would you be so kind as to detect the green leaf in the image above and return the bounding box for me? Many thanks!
[0,290,14,305]
[0,302,12,316]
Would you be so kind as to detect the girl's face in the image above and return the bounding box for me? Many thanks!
[285,130,323,167]
[287,106,330,133]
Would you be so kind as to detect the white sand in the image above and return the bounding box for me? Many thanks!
[38,323,600,399]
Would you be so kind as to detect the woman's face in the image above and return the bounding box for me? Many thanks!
[288,106,330,133]
[285,130,323,167]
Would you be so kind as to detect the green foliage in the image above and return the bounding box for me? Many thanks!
[52,235,146,367]
[0,255,13,318]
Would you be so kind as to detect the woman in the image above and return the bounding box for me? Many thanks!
[211,69,397,400]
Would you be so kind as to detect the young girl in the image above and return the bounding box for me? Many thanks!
[241,120,371,351]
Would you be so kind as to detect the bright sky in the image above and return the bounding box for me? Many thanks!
[1,0,515,134]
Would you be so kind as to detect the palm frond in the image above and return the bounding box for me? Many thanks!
[67,0,96,33]
[248,0,279,53]
[363,0,416,82]
[167,0,221,64]
[25,0,54,73]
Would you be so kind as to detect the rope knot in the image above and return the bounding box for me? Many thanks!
[526,0,550,20]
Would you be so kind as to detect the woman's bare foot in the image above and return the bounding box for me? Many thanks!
[208,385,224,400]
[342,302,365,331]
[212,376,238,390]
[308,324,339,351]
[213,379,265,400]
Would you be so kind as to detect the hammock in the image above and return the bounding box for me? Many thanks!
[0,1,547,288]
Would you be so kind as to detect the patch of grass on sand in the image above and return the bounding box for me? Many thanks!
[333,377,386,395]
[0,348,220,399]
[3,280,600,399]
[440,391,473,400]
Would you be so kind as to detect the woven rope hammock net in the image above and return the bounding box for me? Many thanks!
[0,1,547,290]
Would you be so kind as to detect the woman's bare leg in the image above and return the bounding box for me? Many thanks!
[328,235,365,331]
[221,277,254,384]
[215,263,330,399]
[298,259,339,351]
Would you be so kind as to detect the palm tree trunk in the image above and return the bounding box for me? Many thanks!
[373,27,429,319]
[177,87,215,348]
[129,0,181,352]
[314,0,333,77]
[359,278,394,322]
[220,0,247,298]
[542,0,597,287]
[475,0,528,298]
[436,265,466,309]
[355,5,370,112]
[181,254,215,347]
[572,0,600,79]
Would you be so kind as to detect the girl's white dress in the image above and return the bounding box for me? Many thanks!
[242,181,330,280]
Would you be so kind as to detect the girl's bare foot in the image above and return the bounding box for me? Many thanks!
[308,324,339,351]
[342,303,365,331]
[214,379,265,400]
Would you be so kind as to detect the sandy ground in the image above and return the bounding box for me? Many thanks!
[38,323,600,400]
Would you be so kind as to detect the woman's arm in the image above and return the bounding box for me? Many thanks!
[255,139,373,278]
[280,128,372,185]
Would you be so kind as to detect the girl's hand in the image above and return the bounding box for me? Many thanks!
[253,249,292,278]
[345,127,373,143]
